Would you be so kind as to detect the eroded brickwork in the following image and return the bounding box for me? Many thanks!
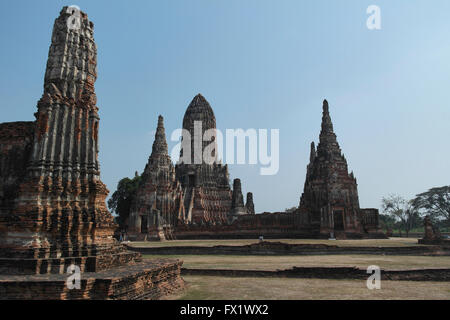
[231,179,247,216]
[0,7,184,299]
[175,94,233,224]
[128,116,185,241]
[0,122,35,216]
[298,100,383,238]
[130,98,383,240]
[0,8,136,275]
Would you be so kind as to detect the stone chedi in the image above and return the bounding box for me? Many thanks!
[245,192,255,215]
[298,100,381,238]
[0,7,131,274]
[230,179,247,216]
[175,94,233,224]
[128,116,185,241]
[0,7,183,299]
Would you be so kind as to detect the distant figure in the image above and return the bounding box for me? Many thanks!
[259,236,264,242]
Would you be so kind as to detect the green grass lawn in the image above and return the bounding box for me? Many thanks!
[131,237,421,248]
[167,276,450,300]
[143,254,450,270]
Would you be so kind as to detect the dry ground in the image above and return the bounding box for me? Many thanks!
[143,238,450,300]
[131,238,421,248]
[168,276,450,300]
[143,254,450,270]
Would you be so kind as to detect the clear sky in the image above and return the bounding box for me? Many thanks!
[1,1,449,213]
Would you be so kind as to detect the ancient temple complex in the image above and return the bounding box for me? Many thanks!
[127,95,257,240]
[0,7,183,299]
[128,98,383,240]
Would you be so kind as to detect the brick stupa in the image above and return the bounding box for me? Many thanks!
[128,116,185,241]
[175,94,233,224]
[298,100,383,238]
[0,7,184,299]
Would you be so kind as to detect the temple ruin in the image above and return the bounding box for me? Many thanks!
[127,97,384,240]
[0,7,184,299]
[175,94,234,224]
[298,100,383,238]
[127,95,256,240]
[127,116,185,241]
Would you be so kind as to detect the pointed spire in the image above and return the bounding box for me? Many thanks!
[148,115,170,167]
[323,99,329,111]
[321,99,334,135]
[188,93,213,112]
[317,99,342,158]
[157,114,164,129]
[194,93,206,103]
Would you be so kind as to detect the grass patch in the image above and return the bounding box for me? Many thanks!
[169,276,450,300]
[131,237,420,248]
[143,254,450,270]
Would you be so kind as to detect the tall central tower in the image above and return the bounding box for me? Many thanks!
[175,94,232,224]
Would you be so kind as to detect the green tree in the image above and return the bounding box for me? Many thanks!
[378,213,397,231]
[412,186,450,225]
[107,174,141,229]
[381,194,420,237]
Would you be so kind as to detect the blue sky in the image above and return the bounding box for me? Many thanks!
[1,1,449,213]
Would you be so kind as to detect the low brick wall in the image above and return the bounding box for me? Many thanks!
[182,266,450,281]
[126,241,450,256]
[0,258,185,300]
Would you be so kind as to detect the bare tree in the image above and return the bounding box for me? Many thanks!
[381,194,420,237]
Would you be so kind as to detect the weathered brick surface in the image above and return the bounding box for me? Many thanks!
[0,7,184,299]
[128,99,384,241]
[0,7,132,274]
[175,94,234,225]
[298,100,385,238]
[0,122,35,216]
[0,259,184,300]
[127,116,184,241]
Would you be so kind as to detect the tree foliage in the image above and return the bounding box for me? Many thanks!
[381,194,420,237]
[378,213,397,230]
[412,186,450,224]
[107,175,142,228]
